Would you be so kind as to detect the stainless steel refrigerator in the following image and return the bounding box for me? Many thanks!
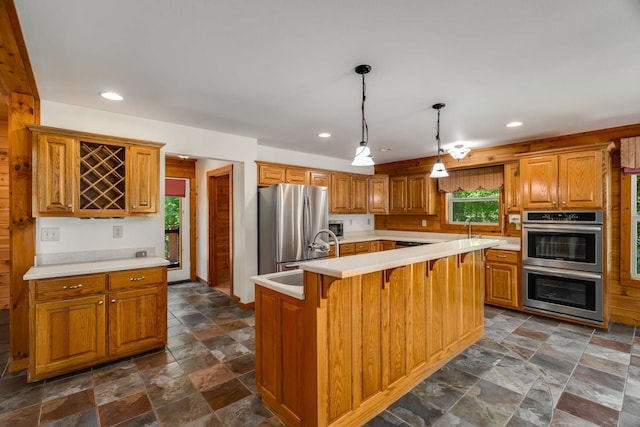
[258,183,329,274]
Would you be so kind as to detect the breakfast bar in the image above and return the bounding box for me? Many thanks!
[253,238,503,427]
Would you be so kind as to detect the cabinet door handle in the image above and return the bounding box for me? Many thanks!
[496,255,508,258]
[111,299,116,303]
[552,201,557,206]
[132,205,137,209]
[486,266,491,269]
[98,300,104,305]
[561,201,567,205]
[66,204,72,208]
[129,276,145,281]
[63,284,83,290]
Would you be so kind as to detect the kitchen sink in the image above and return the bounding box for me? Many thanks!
[265,270,303,286]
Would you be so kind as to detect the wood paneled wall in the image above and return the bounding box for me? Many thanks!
[0,120,8,309]
[376,122,640,326]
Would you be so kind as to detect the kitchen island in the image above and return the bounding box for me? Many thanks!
[253,238,503,427]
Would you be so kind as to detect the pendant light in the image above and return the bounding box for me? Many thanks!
[351,64,374,166]
[430,103,449,178]
[447,144,470,161]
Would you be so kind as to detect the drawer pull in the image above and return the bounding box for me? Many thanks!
[496,255,508,259]
[111,299,116,303]
[129,276,146,281]
[98,300,104,305]
[63,284,83,290]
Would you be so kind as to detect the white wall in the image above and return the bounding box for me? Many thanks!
[258,145,375,175]
[38,101,259,304]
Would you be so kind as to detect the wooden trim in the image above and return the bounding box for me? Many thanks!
[165,156,197,282]
[8,92,36,371]
[515,142,615,158]
[27,125,165,149]
[196,276,209,286]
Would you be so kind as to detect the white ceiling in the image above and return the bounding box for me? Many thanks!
[14,0,640,163]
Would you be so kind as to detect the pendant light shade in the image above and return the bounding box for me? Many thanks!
[430,103,449,178]
[351,64,374,166]
[447,144,471,161]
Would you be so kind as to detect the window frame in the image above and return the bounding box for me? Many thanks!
[446,189,501,226]
[631,175,640,279]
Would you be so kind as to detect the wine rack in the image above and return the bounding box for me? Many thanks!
[79,142,126,211]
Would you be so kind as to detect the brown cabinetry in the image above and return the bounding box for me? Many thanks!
[330,173,368,214]
[389,174,437,215]
[307,170,330,187]
[29,266,167,381]
[485,249,519,309]
[30,125,163,217]
[504,162,520,213]
[368,174,389,214]
[257,162,308,186]
[519,146,608,210]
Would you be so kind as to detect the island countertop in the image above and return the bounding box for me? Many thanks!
[300,237,504,279]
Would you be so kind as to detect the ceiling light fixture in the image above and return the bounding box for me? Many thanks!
[506,121,523,128]
[99,91,123,101]
[351,64,374,166]
[318,132,331,138]
[447,144,470,161]
[430,103,449,178]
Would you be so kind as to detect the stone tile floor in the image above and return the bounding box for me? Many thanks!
[0,282,638,426]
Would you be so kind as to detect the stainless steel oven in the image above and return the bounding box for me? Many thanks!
[522,211,604,325]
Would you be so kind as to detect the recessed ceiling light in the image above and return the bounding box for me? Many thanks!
[378,148,391,152]
[100,91,123,101]
[318,132,331,138]
[506,121,523,128]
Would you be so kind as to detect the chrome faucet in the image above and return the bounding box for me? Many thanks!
[308,229,340,258]
[464,217,472,239]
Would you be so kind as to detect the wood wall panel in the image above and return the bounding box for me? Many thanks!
[0,120,8,308]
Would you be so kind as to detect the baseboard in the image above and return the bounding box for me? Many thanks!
[196,276,210,286]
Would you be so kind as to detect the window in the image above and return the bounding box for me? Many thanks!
[448,189,500,224]
[165,196,181,269]
[632,175,640,279]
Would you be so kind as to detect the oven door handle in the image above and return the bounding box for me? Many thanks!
[522,265,602,279]
[522,224,602,232]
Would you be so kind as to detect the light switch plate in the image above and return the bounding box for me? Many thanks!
[113,225,124,238]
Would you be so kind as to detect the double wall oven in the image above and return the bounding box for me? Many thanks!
[522,211,603,325]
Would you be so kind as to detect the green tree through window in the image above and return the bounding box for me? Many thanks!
[448,189,500,224]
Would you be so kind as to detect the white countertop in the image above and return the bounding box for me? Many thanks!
[335,231,520,251]
[23,257,170,280]
[252,238,504,299]
[302,238,504,279]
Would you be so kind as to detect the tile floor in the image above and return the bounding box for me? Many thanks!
[0,282,638,426]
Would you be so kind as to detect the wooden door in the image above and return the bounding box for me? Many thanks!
[406,174,428,214]
[285,168,308,184]
[32,295,106,378]
[308,170,330,187]
[36,134,75,214]
[368,174,389,214]
[559,150,603,209]
[350,175,368,213]
[485,262,518,308]
[330,173,351,213]
[504,162,520,213]
[108,285,166,356]
[389,176,407,214]
[208,165,233,293]
[520,156,558,210]
[128,145,159,214]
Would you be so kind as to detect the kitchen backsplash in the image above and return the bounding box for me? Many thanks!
[328,214,375,234]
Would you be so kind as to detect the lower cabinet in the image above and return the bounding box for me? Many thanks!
[29,266,167,381]
[485,250,520,309]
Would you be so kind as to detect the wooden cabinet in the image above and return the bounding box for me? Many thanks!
[504,162,520,213]
[330,173,368,214]
[35,134,75,214]
[485,249,519,309]
[368,174,389,214]
[308,170,330,187]
[389,173,437,215]
[255,285,304,427]
[338,242,355,256]
[520,146,608,210]
[257,162,308,186]
[30,125,164,217]
[29,266,167,381]
[381,240,396,251]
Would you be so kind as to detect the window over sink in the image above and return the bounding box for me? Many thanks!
[447,189,500,225]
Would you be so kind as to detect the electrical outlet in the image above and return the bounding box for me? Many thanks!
[421,219,427,227]
[41,227,60,241]
[113,225,124,238]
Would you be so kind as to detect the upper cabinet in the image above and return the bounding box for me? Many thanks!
[519,144,612,210]
[257,162,308,186]
[368,174,389,214]
[330,173,368,214]
[503,162,520,214]
[389,173,437,215]
[30,125,164,217]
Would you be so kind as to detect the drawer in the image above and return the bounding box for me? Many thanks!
[486,249,518,264]
[34,274,106,301]
[339,243,355,256]
[109,267,164,290]
[355,242,370,253]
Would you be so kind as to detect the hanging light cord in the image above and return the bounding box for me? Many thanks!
[435,107,442,160]
[361,73,368,146]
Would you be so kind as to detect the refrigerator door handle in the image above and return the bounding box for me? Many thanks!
[303,194,311,252]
